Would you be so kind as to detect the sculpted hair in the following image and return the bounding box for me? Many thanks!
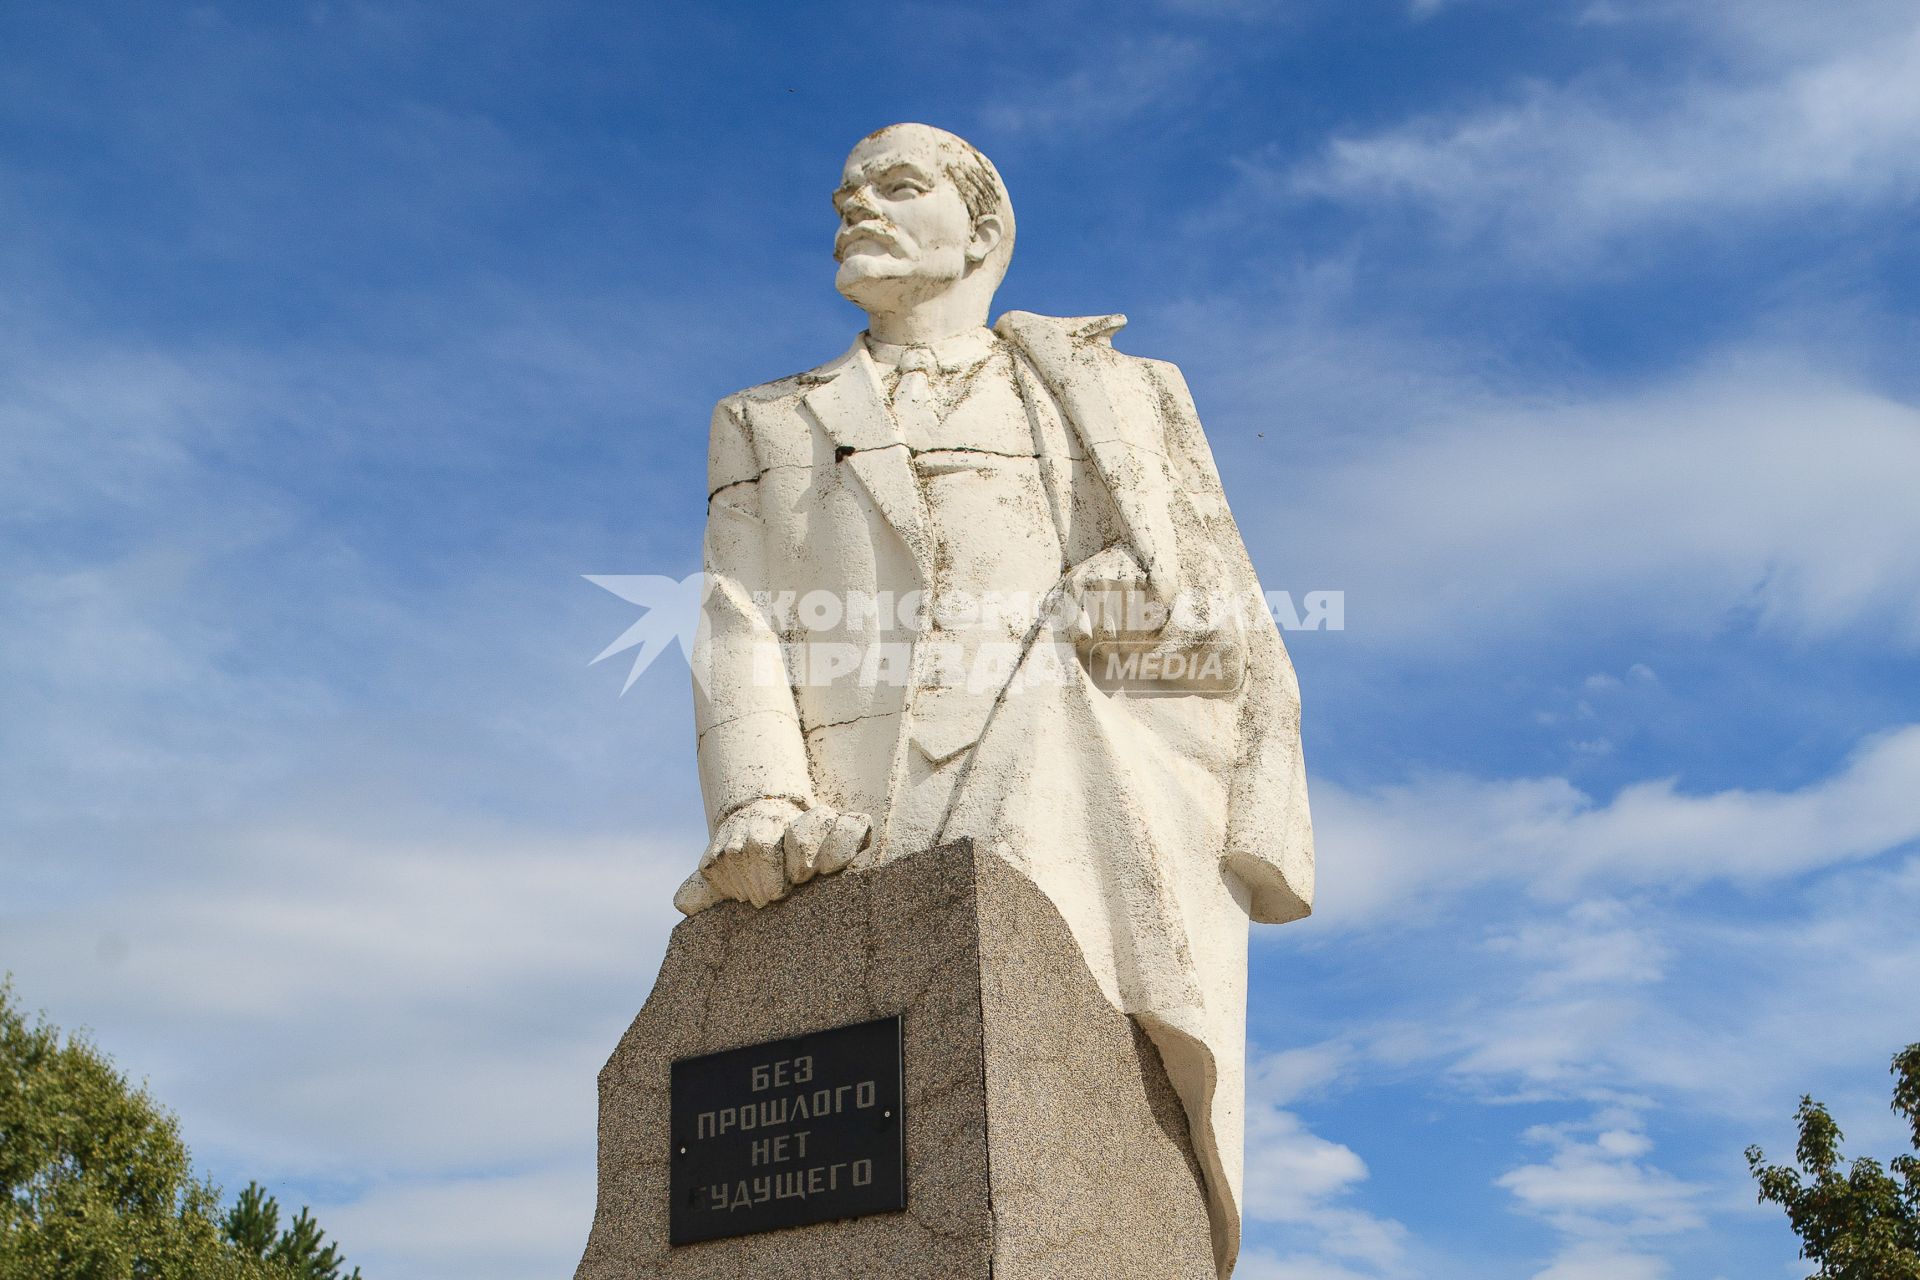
[944,139,1015,252]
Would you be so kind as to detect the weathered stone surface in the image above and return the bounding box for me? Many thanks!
[669,123,1318,1273]
[574,840,1214,1279]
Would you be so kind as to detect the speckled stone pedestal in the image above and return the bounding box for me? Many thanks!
[574,838,1216,1280]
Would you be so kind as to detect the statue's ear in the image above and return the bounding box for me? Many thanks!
[967,213,1005,265]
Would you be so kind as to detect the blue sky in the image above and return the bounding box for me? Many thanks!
[3,2,1918,1277]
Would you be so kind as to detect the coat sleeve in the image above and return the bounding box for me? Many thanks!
[1144,361,1315,924]
[691,397,816,831]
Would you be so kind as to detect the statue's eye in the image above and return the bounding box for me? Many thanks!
[886,182,925,199]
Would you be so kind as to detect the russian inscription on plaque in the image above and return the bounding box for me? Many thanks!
[668,1015,906,1246]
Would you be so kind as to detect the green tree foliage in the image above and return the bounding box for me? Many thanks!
[1748,1042,1920,1280]
[222,1184,360,1280]
[222,1184,282,1260]
[0,981,358,1280]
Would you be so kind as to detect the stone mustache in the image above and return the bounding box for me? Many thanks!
[676,122,1314,1277]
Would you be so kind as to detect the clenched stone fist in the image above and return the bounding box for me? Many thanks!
[673,798,872,915]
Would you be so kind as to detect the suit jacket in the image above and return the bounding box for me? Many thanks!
[691,311,1314,1275]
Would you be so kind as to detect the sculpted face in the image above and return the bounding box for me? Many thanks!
[833,128,989,315]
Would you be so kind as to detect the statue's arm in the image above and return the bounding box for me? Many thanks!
[682,396,870,913]
[691,398,815,833]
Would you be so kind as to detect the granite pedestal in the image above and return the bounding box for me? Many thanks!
[574,839,1216,1279]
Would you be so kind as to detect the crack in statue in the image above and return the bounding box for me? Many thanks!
[676,122,1315,1276]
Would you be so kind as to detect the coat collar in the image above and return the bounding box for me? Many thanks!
[862,326,998,374]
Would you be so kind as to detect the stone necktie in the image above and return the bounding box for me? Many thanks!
[889,345,940,448]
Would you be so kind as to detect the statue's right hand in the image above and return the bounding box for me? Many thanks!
[694,797,804,910]
[674,799,872,915]
[1065,545,1156,649]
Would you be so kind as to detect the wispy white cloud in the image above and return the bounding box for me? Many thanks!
[1499,1117,1705,1237]
[980,34,1208,136]
[1236,1248,1395,1280]
[1241,1048,1413,1277]
[1630,0,1920,63]
[313,1165,593,1280]
[1487,899,1669,996]
[1497,1114,1704,1280]
[1155,256,1511,452]
[1154,0,1296,18]
[1311,723,1920,925]
[5,827,687,1160]
[1282,7,1920,253]
[2,823,688,1280]
[0,289,715,847]
[1457,863,1920,1126]
[1245,363,1920,653]
[1530,1241,1672,1280]
[1252,1039,1361,1105]
[1245,1106,1369,1219]
[1252,855,1920,1277]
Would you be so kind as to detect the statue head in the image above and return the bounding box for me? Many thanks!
[832,124,1015,328]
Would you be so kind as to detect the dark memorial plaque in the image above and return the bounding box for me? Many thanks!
[668,1014,905,1245]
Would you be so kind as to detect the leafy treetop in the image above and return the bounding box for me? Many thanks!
[1747,1042,1920,1280]
[0,979,359,1280]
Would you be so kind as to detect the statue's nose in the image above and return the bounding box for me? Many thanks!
[840,186,880,223]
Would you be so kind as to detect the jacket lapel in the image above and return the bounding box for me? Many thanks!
[802,342,935,584]
[996,310,1185,602]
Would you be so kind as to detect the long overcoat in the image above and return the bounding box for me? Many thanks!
[692,310,1315,1276]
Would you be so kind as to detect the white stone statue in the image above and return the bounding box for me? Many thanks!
[675,122,1314,1277]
